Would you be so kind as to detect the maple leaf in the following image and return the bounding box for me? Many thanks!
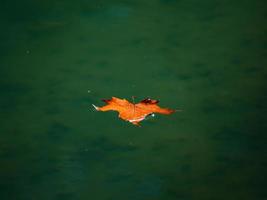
[92,97,175,126]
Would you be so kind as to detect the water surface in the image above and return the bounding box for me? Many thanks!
[1,0,267,199]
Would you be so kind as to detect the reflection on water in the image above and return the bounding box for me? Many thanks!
[1,0,267,199]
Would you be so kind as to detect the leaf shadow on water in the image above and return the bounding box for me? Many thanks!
[72,136,138,166]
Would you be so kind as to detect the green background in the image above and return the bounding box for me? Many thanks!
[1,0,267,199]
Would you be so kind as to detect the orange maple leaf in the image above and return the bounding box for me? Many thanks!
[92,97,176,126]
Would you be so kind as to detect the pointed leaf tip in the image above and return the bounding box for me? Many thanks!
[92,104,99,110]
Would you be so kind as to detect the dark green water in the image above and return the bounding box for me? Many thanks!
[1,0,267,199]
